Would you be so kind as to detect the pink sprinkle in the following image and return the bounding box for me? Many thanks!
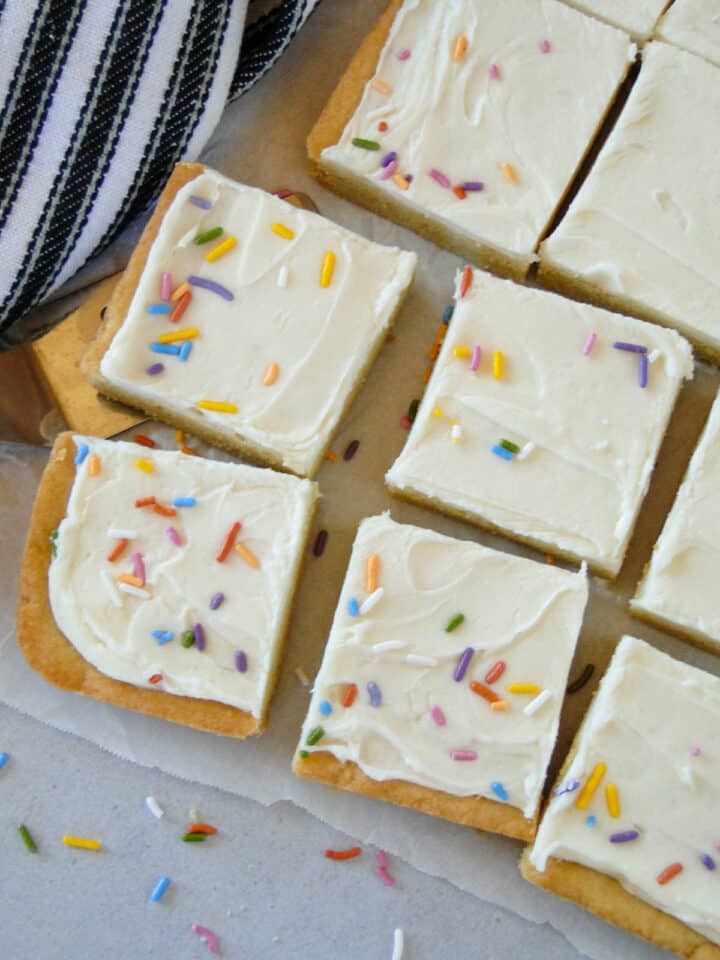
[539,38,551,53]
[583,332,597,356]
[191,924,219,954]
[166,527,182,547]
[691,746,702,757]
[376,851,395,886]
[396,48,411,61]
[451,749,477,762]
[400,414,411,430]
[428,168,451,189]
[160,272,171,302]
[489,63,500,79]
[380,159,398,180]
[470,345,482,372]
[131,552,146,587]
[430,705,446,726]
[377,850,388,870]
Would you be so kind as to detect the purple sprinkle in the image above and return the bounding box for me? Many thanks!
[613,341,647,354]
[193,623,206,652]
[470,345,482,372]
[210,592,224,610]
[235,650,247,672]
[454,647,474,682]
[701,853,716,871]
[166,526,182,546]
[189,195,212,209]
[428,168,451,189]
[460,181,484,192]
[638,353,648,389]
[396,48,411,61]
[609,830,640,843]
[367,681,382,707]
[539,38,552,54]
[132,552,146,587]
[146,362,164,375]
[553,779,580,797]
[380,151,397,168]
[488,63,500,79]
[379,159,398,180]
[188,275,234,301]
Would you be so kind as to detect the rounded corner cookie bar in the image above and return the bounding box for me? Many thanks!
[523,636,720,958]
[83,163,416,478]
[308,0,634,282]
[16,432,318,738]
[293,513,589,840]
[386,268,693,578]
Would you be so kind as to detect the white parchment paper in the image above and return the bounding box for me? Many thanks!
[2,3,720,958]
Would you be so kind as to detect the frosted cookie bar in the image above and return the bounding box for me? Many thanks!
[308,0,634,281]
[293,514,589,839]
[539,43,720,362]
[83,163,416,477]
[522,636,720,959]
[16,434,317,737]
[557,0,669,41]
[632,389,720,653]
[656,0,720,68]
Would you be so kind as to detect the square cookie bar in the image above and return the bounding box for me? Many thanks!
[656,0,720,68]
[632,389,720,653]
[386,270,692,578]
[308,0,633,281]
[539,42,720,361]
[557,0,669,41]
[293,514,588,840]
[83,163,416,477]
[522,636,720,959]
[16,434,317,737]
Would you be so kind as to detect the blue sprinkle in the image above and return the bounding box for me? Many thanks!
[701,853,716,871]
[147,303,170,314]
[189,195,212,210]
[151,630,175,645]
[172,497,196,508]
[491,444,513,461]
[150,876,171,902]
[319,700,332,716]
[442,304,454,325]
[0,752,9,770]
[586,815,597,828]
[74,443,89,465]
[209,592,224,610]
[491,781,509,802]
[150,342,181,356]
[367,681,382,707]
[235,650,248,672]
[179,341,193,362]
[348,597,359,617]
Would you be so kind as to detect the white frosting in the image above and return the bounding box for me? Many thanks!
[632,389,720,647]
[321,0,633,264]
[386,269,693,576]
[48,436,317,718]
[557,0,667,40]
[541,42,720,354]
[298,514,588,819]
[99,169,416,477]
[530,636,720,946]
[657,0,720,68]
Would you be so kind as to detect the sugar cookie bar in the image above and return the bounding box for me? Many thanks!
[523,636,720,959]
[83,163,416,477]
[656,0,720,68]
[293,513,588,840]
[308,0,634,281]
[17,433,317,737]
[557,0,668,41]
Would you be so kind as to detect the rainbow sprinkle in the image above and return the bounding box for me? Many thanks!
[196,400,238,413]
[575,762,606,809]
[146,363,164,375]
[539,38,552,54]
[191,924,219,955]
[63,835,102,851]
[445,613,465,633]
[263,361,280,386]
[484,661,506,684]
[367,681,382,707]
[135,458,154,473]
[18,824,37,853]
[209,592,224,610]
[470,345,482,371]
[491,444,513,461]
[493,350,504,379]
[397,48,411,60]
[701,853,716,871]
[491,781,509,802]
[160,272,171,301]
[74,443,89,466]
[147,303,170,314]
[150,343,181,355]
[189,195,212,210]
[657,862,683,885]
[193,623,206,651]
[452,34,468,61]
[380,159,398,180]
[609,830,638,843]
[451,749,477,761]
[151,629,174,646]
[605,783,620,818]
[454,647,474,682]
[205,236,237,262]
[188,275,233,301]
[639,353,648,388]
[235,650,248,672]
[194,226,223,245]
[381,151,397,167]
[507,683,540,695]
[157,327,198,344]
[348,597,359,617]
[306,726,324,746]
[583,332,597,356]
[523,689,551,716]
[429,168,451,188]
[235,542,260,568]
[172,497,196,508]
[150,876,171,903]
[488,63,500,79]
[319,700,332,716]
[166,526,182,546]
[430,706,446,726]
[271,222,295,240]
[461,181,484,192]
[0,752,9,770]
[613,341,647,353]
[371,78,391,94]
[351,137,380,150]
[320,251,336,287]
[501,162,518,184]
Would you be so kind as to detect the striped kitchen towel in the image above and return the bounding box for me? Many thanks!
[0,0,319,349]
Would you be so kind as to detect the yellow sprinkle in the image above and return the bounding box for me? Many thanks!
[206,236,237,262]
[493,350,504,380]
[490,700,509,712]
[453,347,471,358]
[371,78,391,94]
[63,836,102,851]
[175,429,185,444]
[366,552,379,593]
[135,458,154,473]
[392,174,410,191]
[501,162,518,184]
[88,454,100,476]
[320,251,336,288]
[325,451,339,463]
[452,34,468,61]
[432,407,443,418]
[117,573,143,588]
[196,400,238,414]
[271,222,295,240]
[507,683,540,695]
[156,327,199,344]
[235,542,260,569]
[576,762,607,810]
[605,782,620,819]
[170,281,190,301]
[263,361,279,386]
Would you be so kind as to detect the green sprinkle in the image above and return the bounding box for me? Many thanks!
[18,824,37,853]
[500,439,520,455]
[182,832,206,842]
[306,726,324,746]
[445,613,465,633]
[408,398,420,423]
[351,137,380,150]
[194,226,223,245]
[181,630,195,648]
[298,750,309,759]
[49,529,58,557]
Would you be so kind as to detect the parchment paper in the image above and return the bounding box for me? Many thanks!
[2,3,720,958]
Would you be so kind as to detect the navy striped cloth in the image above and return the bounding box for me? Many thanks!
[0,0,319,349]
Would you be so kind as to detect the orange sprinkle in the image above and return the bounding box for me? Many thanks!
[366,553,379,593]
[152,503,176,518]
[342,683,358,708]
[135,496,156,508]
[657,863,683,885]
[459,265,473,298]
[490,700,509,712]
[88,454,100,476]
[453,186,467,200]
[170,281,190,302]
[325,847,361,860]
[429,343,441,361]
[235,542,260,569]
[422,367,432,383]
[378,121,388,132]
[470,681,501,704]
[117,573,143,588]
[107,539,129,563]
[371,78,391,94]
[134,434,156,448]
[263,361,279,386]
[170,290,192,324]
[452,34,468,61]
[175,429,185,444]
[216,521,241,563]
[392,174,409,191]
[180,445,199,457]
[501,162,518,184]
[187,823,218,836]
[324,451,339,463]
[149,674,162,685]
